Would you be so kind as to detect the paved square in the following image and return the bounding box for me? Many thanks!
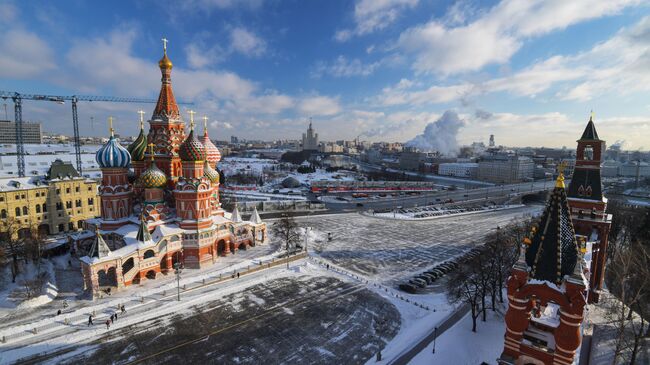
[298,206,541,284]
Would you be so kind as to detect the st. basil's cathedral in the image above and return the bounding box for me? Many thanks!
[76,43,267,295]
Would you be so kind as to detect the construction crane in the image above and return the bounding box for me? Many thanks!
[0,91,192,177]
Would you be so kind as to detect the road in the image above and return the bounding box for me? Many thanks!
[317,180,554,212]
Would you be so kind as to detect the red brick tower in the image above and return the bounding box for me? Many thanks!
[566,115,612,303]
[146,39,186,183]
[499,171,588,365]
[96,118,133,230]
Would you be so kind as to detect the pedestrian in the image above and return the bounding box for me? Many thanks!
[105,319,110,330]
[57,309,62,316]
[326,264,330,270]
[121,304,125,314]
[110,313,114,324]
[237,272,240,279]
[88,315,93,326]
[68,259,72,268]
[114,311,118,321]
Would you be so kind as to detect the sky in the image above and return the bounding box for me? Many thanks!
[1,0,650,150]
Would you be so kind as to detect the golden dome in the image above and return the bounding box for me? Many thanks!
[159,53,173,69]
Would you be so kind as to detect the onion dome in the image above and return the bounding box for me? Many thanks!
[138,163,167,189]
[179,117,207,161]
[127,119,147,162]
[203,161,219,183]
[159,39,173,69]
[200,117,221,166]
[137,144,167,189]
[96,118,131,168]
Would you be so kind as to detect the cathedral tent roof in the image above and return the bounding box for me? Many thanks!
[249,207,262,224]
[136,215,152,242]
[231,206,242,223]
[525,174,580,285]
[87,230,111,259]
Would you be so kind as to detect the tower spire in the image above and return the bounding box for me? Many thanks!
[138,110,145,129]
[203,116,209,136]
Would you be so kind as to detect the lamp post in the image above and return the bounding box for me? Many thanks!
[432,326,437,354]
[174,262,182,301]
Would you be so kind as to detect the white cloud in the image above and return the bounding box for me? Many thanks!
[230,27,266,57]
[210,120,234,129]
[185,42,224,69]
[335,0,419,41]
[396,0,642,75]
[0,29,56,78]
[299,96,341,116]
[312,56,381,78]
[377,78,471,106]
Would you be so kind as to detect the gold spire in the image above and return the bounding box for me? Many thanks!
[556,161,568,188]
[108,116,114,137]
[590,109,595,122]
[138,110,145,129]
[148,143,155,161]
[188,110,196,130]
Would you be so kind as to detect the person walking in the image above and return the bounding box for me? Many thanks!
[113,311,118,321]
[87,315,93,326]
[110,313,114,324]
[105,319,110,330]
[237,272,240,279]
[57,309,62,316]
[121,304,125,314]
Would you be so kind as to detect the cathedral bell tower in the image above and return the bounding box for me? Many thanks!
[145,39,186,183]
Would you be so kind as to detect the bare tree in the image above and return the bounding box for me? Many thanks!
[0,217,25,282]
[446,258,485,332]
[604,205,650,364]
[271,215,302,268]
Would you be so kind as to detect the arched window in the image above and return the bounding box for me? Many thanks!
[584,145,594,160]
[15,207,21,217]
[36,205,41,213]
[22,206,28,215]
[1,209,6,219]
[143,250,155,259]
[42,204,47,212]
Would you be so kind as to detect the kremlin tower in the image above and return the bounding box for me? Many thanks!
[79,40,266,294]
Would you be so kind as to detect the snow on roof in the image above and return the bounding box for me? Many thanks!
[0,176,48,191]
[531,302,560,328]
[211,215,230,224]
[151,223,184,242]
[231,206,242,223]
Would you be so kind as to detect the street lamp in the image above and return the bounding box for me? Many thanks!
[173,248,183,301]
[432,326,438,354]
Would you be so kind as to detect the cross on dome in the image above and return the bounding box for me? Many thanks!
[148,143,155,160]
[188,110,196,129]
[108,116,114,136]
[138,110,145,128]
[203,116,209,132]
[162,37,168,53]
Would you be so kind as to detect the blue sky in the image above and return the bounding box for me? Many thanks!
[1,0,650,149]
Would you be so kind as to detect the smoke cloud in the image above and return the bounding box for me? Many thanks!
[405,110,464,156]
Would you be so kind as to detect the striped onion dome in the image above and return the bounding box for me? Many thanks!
[179,129,207,162]
[96,134,131,168]
[137,163,167,189]
[203,160,219,183]
[127,126,147,161]
[200,130,221,166]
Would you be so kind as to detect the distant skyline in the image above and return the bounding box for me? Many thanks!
[1,0,649,150]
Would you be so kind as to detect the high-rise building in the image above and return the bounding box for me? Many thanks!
[0,120,42,144]
[301,120,319,151]
[0,159,99,239]
[477,155,534,183]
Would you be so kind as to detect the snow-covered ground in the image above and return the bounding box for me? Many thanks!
[298,206,542,285]
[409,309,506,365]
[0,260,58,318]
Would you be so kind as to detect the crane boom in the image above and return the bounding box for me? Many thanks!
[0,90,193,177]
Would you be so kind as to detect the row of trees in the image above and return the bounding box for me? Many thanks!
[604,202,650,364]
[445,219,531,332]
[0,217,48,283]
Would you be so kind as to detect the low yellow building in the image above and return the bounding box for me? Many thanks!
[0,160,99,239]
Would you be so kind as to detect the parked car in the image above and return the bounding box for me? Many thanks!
[409,278,427,288]
[399,283,418,294]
